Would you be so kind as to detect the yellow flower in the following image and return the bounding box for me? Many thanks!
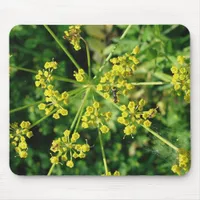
[100,125,109,134]
[96,84,103,91]
[19,151,28,158]
[50,156,59,164]
[93,101,100,108]
[143,120,152,128]
[64,129,70,137]
[113,170,120,176]
[63,25,81,51]
[132,45,140,55]
[120,105,127,111]
[171,66,178,74]
[81,144,90,152]
[103,92,110,99]
[117,116,126,124]
[124,125,133,135]
[59,108,68,116]
[53,113,60,119]
[177,56,185,65]
[100,77,107,83]
[128,101,135,111]
[82,122,89,128]
[38,103,46,110]
[66,160,74,168]
[122,111,129,118]
[74,74,84,82]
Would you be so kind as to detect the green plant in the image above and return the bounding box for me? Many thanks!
[10,25,190,175]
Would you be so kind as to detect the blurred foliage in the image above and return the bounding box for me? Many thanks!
[10,25,190,175]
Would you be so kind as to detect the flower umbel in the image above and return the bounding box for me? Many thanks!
[171,56,190,103]
[96,46,140,103]
[117,99,158,136]
[63,25,82,51]
[38,84,69,119]
[35,61,57,88]
[81,101,111,134]
[171,148,190,175]
[10,121,33,158]
[73,68,86,82]
[50,129,90,168]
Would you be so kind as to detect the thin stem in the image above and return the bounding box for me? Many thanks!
[81,37,91,78]
[10,66,81,84]
[29,109,57,129]
[101,81,167,86]
[131,81,166,86]
[10,100,44,114]
[10,66,36,74]
[74,100,86,133]
[142,126,179,152]
[98,127,109,175]
[53,75,82,84]
[69,88,90,131]
[47,163,55,176]
[94,25,132,79]
[44,25,81,70]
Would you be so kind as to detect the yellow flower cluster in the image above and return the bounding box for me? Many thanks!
[102,170,121,176]
[96,46,140,102]
[35,61,57,88]
[171,148,190,175]
[50,129,90,168]
[73,68,85,82]
[38,84,69,119]
[10,121,33,158]
[35,61,69,119]
[117,99,157,136]
[63,25,82,51]
[171,56,190,103]
[81,101,111,134]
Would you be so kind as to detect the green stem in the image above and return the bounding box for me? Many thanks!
[10,66,36,74]
[98,127,109,175]
[47,163,55,176]
[131,81,166,86]
[102,81,167,86]
[142,126,179,152]
[44,25,81,70]
[29,109,57,129]
[94,25,132,78]
[81,37,91,78]
[53,75,82,84]
[70,88,90,131]
[10,66,80,84]
[10,100,44,114]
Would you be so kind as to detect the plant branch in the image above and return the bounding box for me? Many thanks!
[10,100,44,114]
[98,127,109,175]
[142,126,179,151]
[29,109,57,129]
[80,37,91,78]
[44,25,81,70]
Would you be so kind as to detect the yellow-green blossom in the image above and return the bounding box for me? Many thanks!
[50,129,90,168]
[63,25,82,51]
[10,121,33,159]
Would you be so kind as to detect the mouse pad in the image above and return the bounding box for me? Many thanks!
[9,25,190,175]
